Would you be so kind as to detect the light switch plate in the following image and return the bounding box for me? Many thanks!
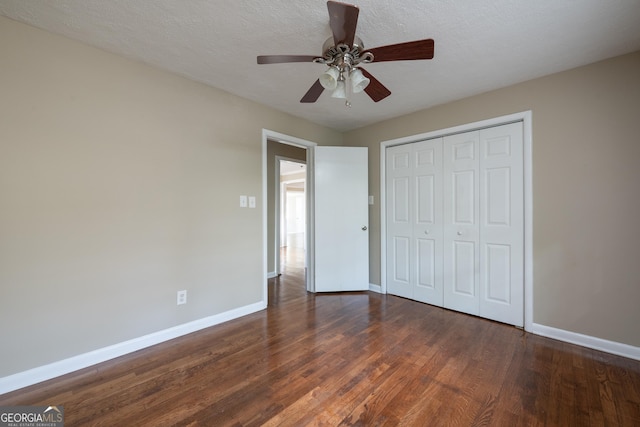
[240,195,248,208]
[248,196,256,208]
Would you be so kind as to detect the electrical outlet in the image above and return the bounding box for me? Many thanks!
[177,290,187,305]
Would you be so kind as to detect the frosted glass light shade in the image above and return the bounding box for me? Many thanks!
[350,68,370,93]
[319,67,340,90]
[331,80,346,99]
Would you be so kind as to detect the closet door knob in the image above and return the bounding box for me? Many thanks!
[457,231,463,236]
[424,230,429,235]
[362,226,368,231]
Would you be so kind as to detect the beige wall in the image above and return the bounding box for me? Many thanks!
[0,16,342,377]
[345,51,640,347]
[2,13,638,380]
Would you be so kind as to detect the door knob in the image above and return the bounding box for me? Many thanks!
[457,231,463,236]
[424,230,429,235]
[362,226,368,231]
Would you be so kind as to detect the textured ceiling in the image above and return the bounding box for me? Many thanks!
[2,0,640,131]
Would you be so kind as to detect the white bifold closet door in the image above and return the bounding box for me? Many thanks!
[386,138,444,306]
[386,122,524,326]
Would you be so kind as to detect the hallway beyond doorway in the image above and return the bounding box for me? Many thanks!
[268,246,306,306]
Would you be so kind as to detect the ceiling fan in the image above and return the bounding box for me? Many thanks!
[257,1,434,106]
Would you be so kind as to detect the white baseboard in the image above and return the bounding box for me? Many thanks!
[531,323,640,361]
[267,271,278,279]
[0,301,266,395]
[369,283,382,294]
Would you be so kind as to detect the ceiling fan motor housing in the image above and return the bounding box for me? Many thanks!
[316,36,374,67]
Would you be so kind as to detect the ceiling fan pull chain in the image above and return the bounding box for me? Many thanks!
[344,67,352,107]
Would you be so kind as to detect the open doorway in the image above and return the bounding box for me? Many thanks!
[262,130,369,304]
[279,160,306,275]
[265,138,310,293]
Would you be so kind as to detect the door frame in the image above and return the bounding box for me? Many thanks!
[262,129,317,300]
[379,111,534,332]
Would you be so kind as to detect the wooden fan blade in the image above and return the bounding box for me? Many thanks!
[300,79,325,103]
[327,1,359,47]
[366,39,435,62]
[257,55,318,64]
[359,68,391,102]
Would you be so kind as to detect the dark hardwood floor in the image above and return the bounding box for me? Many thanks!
[2,247,639,426]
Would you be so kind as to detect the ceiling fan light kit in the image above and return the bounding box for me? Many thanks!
[319,66,340,91]
[350,68,369,94]
[321,65,370,106]
[257,1,435,106]
[331,80,347,99]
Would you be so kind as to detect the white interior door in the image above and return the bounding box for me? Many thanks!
[414,139,444,305]
[384,121,524,327]
[443,131,481,316]
[314,146,369,292]
[478,123,524,326]
[386,144,413,299]
[442,124,524,325]
[386,140,443,304]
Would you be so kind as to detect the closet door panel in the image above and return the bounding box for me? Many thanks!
[392,177,411,223]
[453,241,476,295]
[392,236,411,282]
[416,174,435,224]
[443,131,480,315]
[479,123,524,326]
[386,145,414,299]
[485,167,511,226]
[485,243,511,302]
[413,139,443,305]
[415,171,435,290]
[416,238,435,289]
[453,171,475,224]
